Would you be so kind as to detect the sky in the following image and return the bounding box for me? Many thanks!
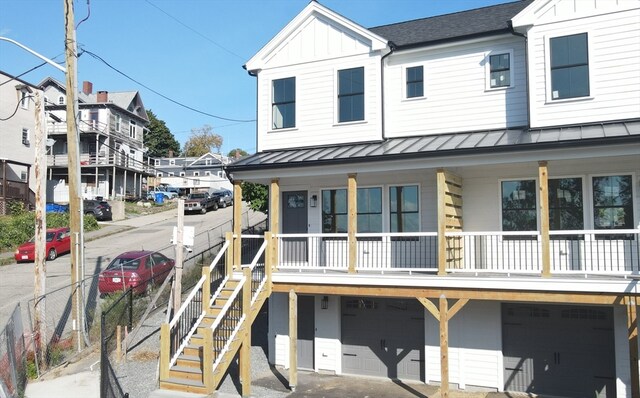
[0,0,516,156]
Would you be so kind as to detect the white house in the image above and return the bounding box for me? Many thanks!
[152,152,232,194]
[158,1,640,397]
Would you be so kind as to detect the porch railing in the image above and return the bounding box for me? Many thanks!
[277,233,349,270]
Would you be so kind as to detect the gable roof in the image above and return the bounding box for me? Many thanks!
[369,0,534,49]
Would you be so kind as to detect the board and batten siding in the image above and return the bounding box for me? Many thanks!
[257,54,383,151]
[425,300,502,389]
[384,36,528,138]
[528,7,640,128]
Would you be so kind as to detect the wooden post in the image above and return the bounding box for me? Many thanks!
[203,330,214,391]
[628,298,640,396]
[173,200,185,315]
[347,174,357,274]
[265,232,273,295]
[225,231,234,277]
[233,180,243,269]
[437,169,447,276]
[159,323,170,380]
[241,266,252,396]
[202,266,211,313]
[116,325,122,362]
[539,161,551,277]
[270,179,280,270]
[288,289,298,391]
[439,295,449,397]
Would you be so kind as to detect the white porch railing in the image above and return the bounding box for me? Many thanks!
[356,232,438,271]
[277,233,349,270]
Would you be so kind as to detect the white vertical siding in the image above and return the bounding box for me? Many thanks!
[614,305,632,398]
[424,301,502,390]
[269,293,290,367]
[384,36,528,138]
[528,8,640,128]
[314,295,341,373]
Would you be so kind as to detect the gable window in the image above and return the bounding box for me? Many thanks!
[489,53,511,88]
[550,33,589,100]
[58,95,65,105]
[549,177,583,231]
[592,175,633,230]
[406,66,424,98]
[129,120,137,139]
[390,185,419,232]
[21,128,30,146]
[272,77,295,129]
[338,67,364,123]
[501,180,536,232]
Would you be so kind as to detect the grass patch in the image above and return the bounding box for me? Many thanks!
[124,200,177,217]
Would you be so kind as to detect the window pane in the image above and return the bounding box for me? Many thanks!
[338,68,364,122]
[272,77,295,129]
[592,175,633,229]
[549,178,583,230]
[550,33,589,99]
[566,33,588,65]
[490,53,510,70]
[390,185,419,233]
[357,187,381,213]
[339,68,364,95]
[339,94,364,122]
[406,66,424,98]
[502,180,536,231]
[490,70,510,88]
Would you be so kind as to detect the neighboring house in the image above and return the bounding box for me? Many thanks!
[41,78,152,200]
[0,71,41,213]
[153,152,232,193]
[159,1,640,397]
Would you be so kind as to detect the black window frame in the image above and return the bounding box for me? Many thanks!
[592,175,634,230]
[272,77,296,130]
[501,179,537,239]
[489,52,511,88]
[550,33,590,100]
[389,185,420,233]
[406,66,424,98]
[338,67,364,123]
[321,187,382,234]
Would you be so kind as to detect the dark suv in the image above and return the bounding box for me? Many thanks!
[84,199,112,221]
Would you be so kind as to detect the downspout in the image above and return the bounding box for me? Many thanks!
[509,22,530,129]
[244,65,259,154]
[380,42,396,141]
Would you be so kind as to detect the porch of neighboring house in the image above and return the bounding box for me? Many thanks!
[157,164,640,396]
[0,159,31,214]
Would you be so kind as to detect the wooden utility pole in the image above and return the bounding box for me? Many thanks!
[173,200,185,314]
[33,90,47,362]
[64,0,83,350]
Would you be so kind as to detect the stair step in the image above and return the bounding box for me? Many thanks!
[176,354,201,369]
[160,377,207,394]
[169,365,203,382]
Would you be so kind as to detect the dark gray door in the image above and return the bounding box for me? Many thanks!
[297,295,314,370]
[342,297,424,381]
[281,191,307,265]
[503,303,616,398]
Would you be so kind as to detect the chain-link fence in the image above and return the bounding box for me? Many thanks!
[0,304,28,398]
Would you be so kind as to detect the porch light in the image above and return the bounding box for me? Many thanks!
[310,194,318,207]
[321,295,329,309]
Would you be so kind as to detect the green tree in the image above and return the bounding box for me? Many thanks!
[227,148,249,159]
[241,182,268,213]
[183,125,223,156]
[144,110,181,157]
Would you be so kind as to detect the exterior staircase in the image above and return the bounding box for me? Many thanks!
[158,234,271,394]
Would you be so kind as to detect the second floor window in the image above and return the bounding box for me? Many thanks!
[20,91,29,109]
[272,77,295,129]
[550,33,589,100]
[406,66,424,98]
[338,67,364,123]
[129,120,136,139]
[115,115,121,132]
[22,128,30,146]
[489,53,511,88]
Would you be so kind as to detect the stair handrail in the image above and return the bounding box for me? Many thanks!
[168,275,205,329]
[209,240,230,272]
[209,275,246,332]
[244,239,268,305]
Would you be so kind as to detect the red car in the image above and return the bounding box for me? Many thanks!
[98,251,175,296]
[14,227,71,262]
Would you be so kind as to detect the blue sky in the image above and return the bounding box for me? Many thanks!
[1,0,515,155]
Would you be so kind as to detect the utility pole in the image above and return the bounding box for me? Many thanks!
[33,89,47,364]
[64,0,83,350]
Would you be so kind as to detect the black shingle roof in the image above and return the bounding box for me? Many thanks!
[368,0,534,48]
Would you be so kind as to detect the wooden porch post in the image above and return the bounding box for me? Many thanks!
[288,289,298,391]
[225,231,234,277]
[240,266,252,396]
[270,179,280,270]
[437,170,447,276]
[159,323,170,381]
[539,161,551,277]
[347,173,357,274]
[233,179,243,269]
[628,298,640,396]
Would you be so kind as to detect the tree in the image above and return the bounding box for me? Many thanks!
[183,125,223,156]
[228,148,249,159]
[241,181,268,213]
[144,110,181,157]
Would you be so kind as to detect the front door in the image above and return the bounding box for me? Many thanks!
[281,191,308,265]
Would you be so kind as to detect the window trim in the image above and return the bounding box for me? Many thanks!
[336,66,365,124]
[271,76,296,131]
[485,49,514,91]
[404,65,425,100]
[545,31,593,102]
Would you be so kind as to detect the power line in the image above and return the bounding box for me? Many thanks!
[81,49,256,123]
[143,0,246,62]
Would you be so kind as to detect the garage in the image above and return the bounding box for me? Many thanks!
[342,297,424,381]
[502,303,616,397]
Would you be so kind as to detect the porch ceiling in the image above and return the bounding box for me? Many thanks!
[226,119,640,176]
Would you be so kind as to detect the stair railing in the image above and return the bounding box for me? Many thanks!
[247,239,268,305]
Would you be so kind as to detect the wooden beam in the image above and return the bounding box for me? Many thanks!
[539,161,551,277]
[289,289,298,391]
[270,179,280,270]
[448,298,469,319]
[347,174,357,274]
[240,266,252,396]
[273,283,625,305]
[628,298,640,397]
[439,295,449,397]
[418,297,440,320]
[437,170,447,276]
[233,180,243,269]
[225,231,234,277]
[159,323,170,381]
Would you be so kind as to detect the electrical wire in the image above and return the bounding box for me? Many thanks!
[0,95,33,121]
[80,49,255,123]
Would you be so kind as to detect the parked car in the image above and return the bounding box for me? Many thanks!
[83,199,112,221]
[184,191,218,214]
[210,189,233,208]
[14,227,71,262]
[146,187,179,200]
[98,251,175,296]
